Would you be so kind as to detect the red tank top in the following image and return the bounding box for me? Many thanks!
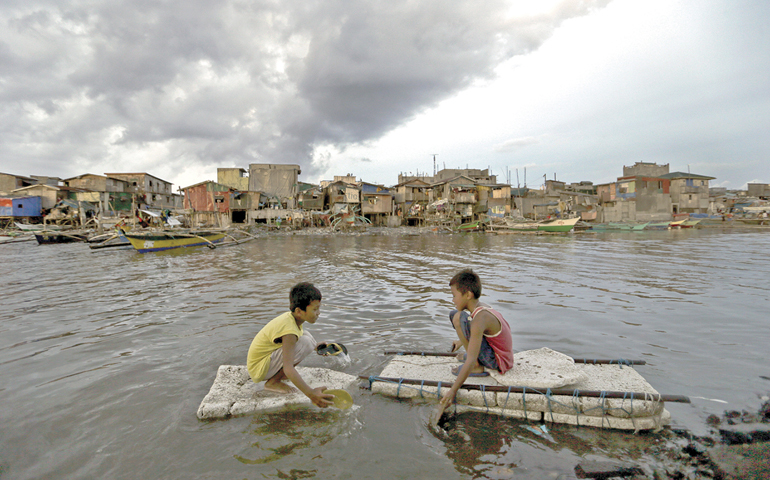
[471,306,514,374]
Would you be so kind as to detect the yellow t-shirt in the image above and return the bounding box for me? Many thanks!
[246,311,304,382]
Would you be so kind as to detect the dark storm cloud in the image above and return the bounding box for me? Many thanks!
[0,0,612,179]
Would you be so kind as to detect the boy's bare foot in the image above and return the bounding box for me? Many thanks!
[451,364,489,377]
[264,382,298,394]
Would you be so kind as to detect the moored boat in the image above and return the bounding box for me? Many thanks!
[645,222,671,230]
[679,219,701,228]
[122,229,226,253]
[457,220,482,232]
[15,222,64,231]
[668,219,686,229]
[34,232,89,244]
[537,217,579,232]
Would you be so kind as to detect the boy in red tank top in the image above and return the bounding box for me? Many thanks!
[440,269,514,412]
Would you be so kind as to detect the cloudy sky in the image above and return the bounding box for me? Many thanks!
[1,0,768,191]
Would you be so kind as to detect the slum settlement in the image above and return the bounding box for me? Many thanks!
[2,162,769,244]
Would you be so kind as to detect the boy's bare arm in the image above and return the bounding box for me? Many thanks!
[280,335,334,408]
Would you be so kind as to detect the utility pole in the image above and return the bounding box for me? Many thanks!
[431,154,438,176]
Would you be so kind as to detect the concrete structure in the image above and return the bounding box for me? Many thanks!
[593,163,715,222]
[30,176,62,186]
[659,172,715,215]
[598,176,672,222]
[63,174,129,192]
[0,172,37,195]
[747,183,770,199]
[398,167,498,186]
[61,174,133,214]
[104,172,181,210]
[623,162,669,177]
[217,168,249,191]
[248,164,301,208]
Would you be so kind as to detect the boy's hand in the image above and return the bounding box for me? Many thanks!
[309,387,335,408]
[439,388,457,410]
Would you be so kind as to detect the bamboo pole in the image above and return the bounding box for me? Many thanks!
[360,376,690,403]
[167,232,218,249]
[383,351,646,365]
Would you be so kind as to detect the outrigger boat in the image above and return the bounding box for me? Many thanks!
[121,229,227,253]
[537,217,579,233]
[15,222,64,231]
[34,231,89,244]
[120,228,259,253]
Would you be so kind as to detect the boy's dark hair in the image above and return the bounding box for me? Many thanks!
[290,282,322,312]
[449,269,482,299]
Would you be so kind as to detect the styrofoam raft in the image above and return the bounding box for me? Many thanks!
[197,365,358,420]
[371,353,670,430]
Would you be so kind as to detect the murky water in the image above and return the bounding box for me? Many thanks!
[1,229,768,479]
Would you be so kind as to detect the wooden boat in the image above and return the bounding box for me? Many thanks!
[121,229,226,253]
[488,223,539,233]
[645,222,671,230]
[88,230,132,250]
[457,220,482,232]
[537,217,579,232]
[679,219,701,228]
[34,232,89,244]
[15,222,63,231]
[668,219,686,229]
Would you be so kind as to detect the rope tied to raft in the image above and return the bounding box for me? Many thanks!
[545,388,554,422]
[572,389,581,425]
[611,358,631,369]
[419,379,425,399]
[480,384,490,412]
[396,378,404,397]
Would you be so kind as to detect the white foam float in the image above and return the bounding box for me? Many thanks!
[197,365,358,420]
[369,348,673,431]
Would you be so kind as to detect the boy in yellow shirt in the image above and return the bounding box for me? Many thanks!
[247,283,334,408]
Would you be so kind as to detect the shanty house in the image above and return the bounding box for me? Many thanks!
[104,172,181,210]
[393,179,431,225]
[62,174,133,213]
[217,168,249,191]
[11,184,65,209]
[360,183,392,225]
[0,196,42,218]
[248,164,301,208]
[0,173,37,194]
[297,183,325,211]
[659,172,716,215]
